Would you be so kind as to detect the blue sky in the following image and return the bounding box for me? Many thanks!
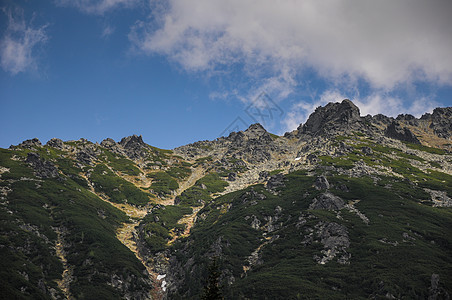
[1,0,451,149]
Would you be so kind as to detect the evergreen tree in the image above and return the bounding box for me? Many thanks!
[201,258,223,300]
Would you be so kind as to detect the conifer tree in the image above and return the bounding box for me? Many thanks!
[201,258,223,300]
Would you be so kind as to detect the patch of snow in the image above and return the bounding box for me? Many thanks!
[157,274,166,280]
[294,157,301,161]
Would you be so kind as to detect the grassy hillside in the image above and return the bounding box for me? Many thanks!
[0,146,152,299]
[167,169,452,299]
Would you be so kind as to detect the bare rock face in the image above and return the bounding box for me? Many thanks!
[174,122,284,165]
[306,153,319,164]
[46,138,64,149]
[14,138,42,149]
[424,189,452,207]
[76,150,95,165]
[250,215,261,230]
[225,123,275,164]
[314,175,330,190]
[298,99,361,137]
[228,172,237,181]
[100,138,126,156]
[26,153,59,178]
[266,173,286,192]
[429,107,452,139]
[372,113,394,126]
[396,114,419,126]
[314,222,350,265]
[385,121,421,144]
[119,135,149,160]
[309,192,345,210]
[75,143,100,165]
[243,123,272,141]
[100,138,116,148]
[259,171,269,181]
[119,134,146,149]
[239,188,267,205]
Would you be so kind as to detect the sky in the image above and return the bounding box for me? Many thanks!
[1,0,452,149]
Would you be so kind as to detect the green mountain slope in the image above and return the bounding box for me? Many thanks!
[166,170,451,299]
[0,100,451,299]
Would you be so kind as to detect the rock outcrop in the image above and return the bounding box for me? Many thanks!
[100,138,126,156]
[266,173,286,192]
[385,121,420,144]
[423,107,452,139]
[119,135,149,160]
[174,123,280,165]
[314,222,350,265]
[314,175,330,190]
[309,192,345,210]
[224,123,276,163]
[75,142,100,166]
[298,99,361,136]
[26,153,59,178]
[15,138,42,149]
[46,138,64,149]
[428,273,450,300]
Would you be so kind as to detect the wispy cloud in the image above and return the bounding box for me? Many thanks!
[130,0,452,99]
[101,24,115,38]
[282,90,346,133]
[354,94,439,118]
[0,7,48,75]
[56,0,139,15]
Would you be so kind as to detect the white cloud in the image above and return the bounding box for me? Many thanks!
[130,0,452,93]
[405,98,439,117]
[101,24,115,38]
[0,8,48,75]
[56,0,139,15]
[351,94,438,118]
[282,90,346,132]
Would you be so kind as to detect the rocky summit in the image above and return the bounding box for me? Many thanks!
[1,100,451,299]
[298,99,361,136]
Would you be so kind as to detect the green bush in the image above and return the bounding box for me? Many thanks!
[141,205,193,251]
[176,173,228,206]
[148,171,179,196]
[0,152,151,299]
[102,151,141,176]
[90,164,151,206]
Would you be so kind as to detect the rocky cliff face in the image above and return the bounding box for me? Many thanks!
[298,99,362,136]
[422,107,452,139]
[385,121,421,144]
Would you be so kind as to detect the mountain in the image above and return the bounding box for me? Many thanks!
[0,100,451,299]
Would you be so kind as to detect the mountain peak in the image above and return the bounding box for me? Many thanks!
[14,138,42,149]
[340,98,359,110]
[244,123,268,139]
[119,135,145,149]
[300,99,361,136]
